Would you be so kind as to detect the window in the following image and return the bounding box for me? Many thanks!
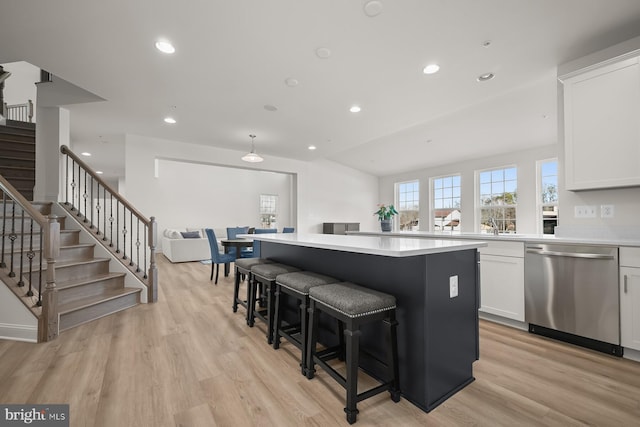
[478,167,517,233]
[259,194,278,228]
[539,159,558,234]
[396,180,419,231]
[432,175,461,231]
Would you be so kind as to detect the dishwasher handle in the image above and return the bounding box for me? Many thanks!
[525,248,615,260]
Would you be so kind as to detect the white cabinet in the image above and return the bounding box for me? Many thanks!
[479,241,525,321]
[620,247,640,351]
[561,56,640,190]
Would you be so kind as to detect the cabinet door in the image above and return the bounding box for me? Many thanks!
[563,56,640,190]
[620,267,640,351]
[480,254,525,321]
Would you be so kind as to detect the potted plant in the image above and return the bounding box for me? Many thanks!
[374,204,398,232]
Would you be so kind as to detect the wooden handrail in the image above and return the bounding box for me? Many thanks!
[60,145,150,225]
[0,175,47,226]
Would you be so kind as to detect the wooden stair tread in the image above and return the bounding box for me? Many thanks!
[56,272,126,289]
[58,287,141,314]
[60,243,95,249]
[56,257,110,268]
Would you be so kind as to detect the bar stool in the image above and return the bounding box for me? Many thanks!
[234,258,273,324]
[306,282,400,425]
[272,271,340,375]
[249,262,300,344]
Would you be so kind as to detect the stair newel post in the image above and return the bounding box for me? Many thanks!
[39,214,60,342]
[148,216,158,302]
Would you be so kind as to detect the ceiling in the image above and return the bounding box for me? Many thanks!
[2,0,640,178]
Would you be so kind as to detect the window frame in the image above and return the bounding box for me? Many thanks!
[475,165,518,234]
[430,173,462,232]
[395,180,420,231]
[536,158,559,235]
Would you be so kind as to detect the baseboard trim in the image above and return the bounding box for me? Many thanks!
[0,322,38,343]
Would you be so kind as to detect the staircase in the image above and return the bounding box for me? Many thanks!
[3,201,142,333]
[0,121,36,201]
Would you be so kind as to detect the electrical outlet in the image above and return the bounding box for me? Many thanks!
[449,275,458,298]
[601,204,614,218]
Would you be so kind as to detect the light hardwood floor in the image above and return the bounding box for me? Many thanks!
[1,255,640,426]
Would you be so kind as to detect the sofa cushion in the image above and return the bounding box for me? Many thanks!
[180,231,201,239]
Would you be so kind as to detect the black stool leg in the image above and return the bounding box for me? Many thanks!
[233,268,241,312]
[266,281,275,344]
[386,310,401,402]
[299,295,310,376]
[245,273,254,325]
[305,300,319,380]
[247,275,257,327]
[344,322,361,425]
[273,284,283,350]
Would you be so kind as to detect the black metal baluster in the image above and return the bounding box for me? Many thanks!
[115,200,120,253]
[82,170,88,222]
[109,194,114,246]
[122,204,127,261]
[135,218,141,271]
[70,159,77,211]
[8,200,17,278]
[95,182,100,234]
[17,210,25,286]
[102,186,108,241]
[1,192,7,268]
[129,211,134,265]
[143,225,148,279]
[37,229,43,306]
[64,154,69,205]
[89,175,94,228]
[26,218,35,297]
[77,162,82,216]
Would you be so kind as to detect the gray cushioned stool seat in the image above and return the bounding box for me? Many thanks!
[276,271,339,294]
[251,262,300,280]
[236,257,272,270]
[309,282,396,318]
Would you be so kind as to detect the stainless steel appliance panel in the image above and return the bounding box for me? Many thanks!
[524,243,619,344]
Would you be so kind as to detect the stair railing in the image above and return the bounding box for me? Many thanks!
[5,100,34,123]
[0,174,60,342]
[60,145,158,302]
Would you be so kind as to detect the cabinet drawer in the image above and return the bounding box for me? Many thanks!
[478,241,524,258]
[620,247,640,268]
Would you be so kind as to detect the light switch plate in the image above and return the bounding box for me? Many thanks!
[601,204,614,218]
[449,275,458,298]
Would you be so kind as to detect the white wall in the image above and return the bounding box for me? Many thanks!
[123,134,379,250]
[0,283,38,342]
[155,158,292,232]
[379,145,559,234]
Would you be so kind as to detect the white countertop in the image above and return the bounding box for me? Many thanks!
[349,230,640,247]
[245,233,487,257]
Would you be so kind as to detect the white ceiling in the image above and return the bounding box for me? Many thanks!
[2,0,640,178]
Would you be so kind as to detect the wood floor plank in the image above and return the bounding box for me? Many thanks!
[1,254,640,426]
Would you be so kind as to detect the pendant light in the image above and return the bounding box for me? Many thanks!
[242,134,264,163]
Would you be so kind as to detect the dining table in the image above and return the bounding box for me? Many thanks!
[220,238,254,276]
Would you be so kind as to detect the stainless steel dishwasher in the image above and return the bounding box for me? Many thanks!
[524,243,622,356]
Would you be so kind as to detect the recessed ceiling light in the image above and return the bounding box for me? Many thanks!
[285,77,299,87]
[96,171,103,175]
[423,64,440,74]
[477,72,495,82]
[315,47,331,59]
[308,145,317,150]
[264,104,278,112]
[164,117,176,124]
[155,40,175,54]
[482,40,492,48]
[81,152,91,156]
[350,105,361,113]
[363,1,383,17]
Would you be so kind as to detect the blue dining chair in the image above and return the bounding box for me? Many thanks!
[252,228,276,257]
[226,226,252,258]
[282,227,295,233]
[254,228,277,234]
[205,228,236,285]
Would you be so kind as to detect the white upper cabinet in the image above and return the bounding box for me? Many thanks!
[561,56,640,191]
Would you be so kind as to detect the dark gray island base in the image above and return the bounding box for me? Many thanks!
[259,239,481,413]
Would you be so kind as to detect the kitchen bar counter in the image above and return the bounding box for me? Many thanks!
[348,230,640,247]
[249,233,486,413]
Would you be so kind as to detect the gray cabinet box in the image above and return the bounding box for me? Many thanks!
[323,222,360,235]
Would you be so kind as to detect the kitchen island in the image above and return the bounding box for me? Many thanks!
[248,233,487,413]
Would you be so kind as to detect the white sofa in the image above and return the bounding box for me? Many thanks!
[161,228,226,263]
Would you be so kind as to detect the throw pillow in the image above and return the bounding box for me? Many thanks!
[180,231,201,239]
